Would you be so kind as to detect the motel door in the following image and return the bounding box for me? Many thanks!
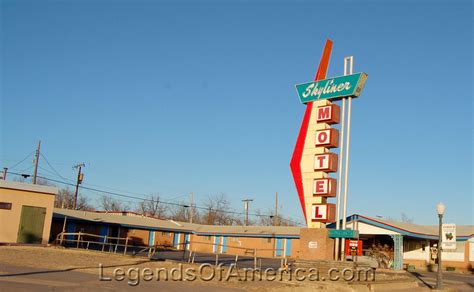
[66,222,76,241]
[275,238,283,257]
[99,225,109,243]
[17,206,46,244]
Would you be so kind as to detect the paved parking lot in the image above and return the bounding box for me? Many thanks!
[66,242,287,270]
[0,263,244,292]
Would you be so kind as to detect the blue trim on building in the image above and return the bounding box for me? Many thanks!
[213,235,220,253]
[285,239,292,257]
[275,238,283,256]
[66,223,76,240]
[173,233,180,248]
[221,236,228,253]
[148,231,155,246]
[99,225,109,242]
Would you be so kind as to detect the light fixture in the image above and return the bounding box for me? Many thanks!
[436,202,445,216]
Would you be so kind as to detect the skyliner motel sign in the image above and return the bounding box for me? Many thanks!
[296,73,368,103]
[290,40,368,228]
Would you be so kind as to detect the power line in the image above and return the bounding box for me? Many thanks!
[18,164,34,174]
[5,171,304,225]
[7,151,35,170]
[36,155,191,203]
[40,153,75,183]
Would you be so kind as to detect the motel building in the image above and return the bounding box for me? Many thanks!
[0,180,58,245]
[330,215,474,272]
[50,208,300,259]
[1,180,473,272]
[50,208,474,272]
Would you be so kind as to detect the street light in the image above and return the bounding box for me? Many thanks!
[436,202,445,290]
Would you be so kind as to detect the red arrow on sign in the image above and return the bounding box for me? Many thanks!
[290,39,333,223]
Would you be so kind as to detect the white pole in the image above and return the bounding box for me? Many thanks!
[334,95,347,261]
[341,56,353,260]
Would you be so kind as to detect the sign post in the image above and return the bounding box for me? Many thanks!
[290,40,368,261]
[340,56,354,259]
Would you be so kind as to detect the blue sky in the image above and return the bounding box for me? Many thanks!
[1,0,472,225]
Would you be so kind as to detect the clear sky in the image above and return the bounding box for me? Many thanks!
[1,0,472,225]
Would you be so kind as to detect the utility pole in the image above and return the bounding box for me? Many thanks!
[189,192,194,223]
[2,168,7,180]
[242,199,253,226]
[73,163,85,210]
[274,192,279,226]
[32,141,41,184]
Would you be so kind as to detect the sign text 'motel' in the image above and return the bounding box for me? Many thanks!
[295,72,368,103]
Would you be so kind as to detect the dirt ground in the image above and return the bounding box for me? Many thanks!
[0,246,414,291]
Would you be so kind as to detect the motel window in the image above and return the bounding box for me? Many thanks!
[267,238,272,243]
[162,232,170,236]
[404,240,421,251]
[206,236,211,241]
[0,202,12,210]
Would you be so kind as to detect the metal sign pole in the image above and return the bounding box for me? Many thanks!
[334,94,347,261]
[340,56,353,260]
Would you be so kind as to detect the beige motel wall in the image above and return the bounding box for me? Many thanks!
[0,180,58,244]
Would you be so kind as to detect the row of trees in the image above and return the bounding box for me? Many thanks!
[12,175,298,226]
[53,187,296,226]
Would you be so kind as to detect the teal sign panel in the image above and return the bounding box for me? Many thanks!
[328,229,359,238]
[295,73,368,103]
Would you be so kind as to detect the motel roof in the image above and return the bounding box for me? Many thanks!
[0,180,58,195]
[329,214,474,240]
[53,208,301,238]
[54,209,473,240]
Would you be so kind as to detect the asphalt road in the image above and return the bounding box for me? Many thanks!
[409,270,474,291]
[0,263,244,292]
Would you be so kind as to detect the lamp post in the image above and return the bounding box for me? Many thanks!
[436,202,445,290]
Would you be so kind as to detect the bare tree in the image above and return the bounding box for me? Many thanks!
[201,194,235,225]
[136,194,167,218]
[253,209,274,226]
[36,177,54,186]
[98,194,124,212]
[400,212,413,223]
[276,216,299,226]
[169,202,189,222]
[55,187,92,211]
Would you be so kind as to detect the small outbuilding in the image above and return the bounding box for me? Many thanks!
[0,180,58,244]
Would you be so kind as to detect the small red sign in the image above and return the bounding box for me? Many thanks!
[345,239,362,256]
